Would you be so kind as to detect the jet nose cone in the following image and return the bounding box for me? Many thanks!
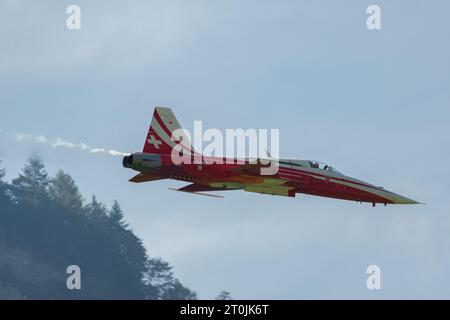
[390,193,419,205]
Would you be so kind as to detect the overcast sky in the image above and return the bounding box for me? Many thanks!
[1,0,450,299]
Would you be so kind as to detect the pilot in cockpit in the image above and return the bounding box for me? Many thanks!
[311,162,319,168]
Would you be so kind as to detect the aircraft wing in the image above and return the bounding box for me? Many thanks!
[129,173,165,183]
[170,182,295,198]
[168,183,235,198]
[177,183,231,192]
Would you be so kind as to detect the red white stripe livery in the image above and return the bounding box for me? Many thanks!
[123,107,418,206]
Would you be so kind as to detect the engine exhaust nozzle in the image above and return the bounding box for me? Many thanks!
[122,155,133,168]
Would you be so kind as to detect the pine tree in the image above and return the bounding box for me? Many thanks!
[215,291,233,300]
[11,157,49,205]
[0,160,5,181]
[0,160,6,191]
[86,194,107,218]
[144,258,197,300]
[48,170,83,210]
[0,160,10,205]
[162,279,197,300]
[109,200,128,228]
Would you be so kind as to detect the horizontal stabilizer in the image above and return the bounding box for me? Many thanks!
[129,173,165,183]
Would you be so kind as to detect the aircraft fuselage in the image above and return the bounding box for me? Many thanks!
[123,152,418,205]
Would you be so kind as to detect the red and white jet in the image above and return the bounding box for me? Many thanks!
[123,107,418,206]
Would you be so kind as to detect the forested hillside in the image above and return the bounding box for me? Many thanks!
[0,158,196,299]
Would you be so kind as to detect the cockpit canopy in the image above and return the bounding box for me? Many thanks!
[282,159,342,174]
[307,160,341,173]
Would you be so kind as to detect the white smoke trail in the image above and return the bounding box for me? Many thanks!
[107,150,130,157]
[15,133,130,157]
[90,148,105,153]
[17,133,48,144]
[52,137,89,150]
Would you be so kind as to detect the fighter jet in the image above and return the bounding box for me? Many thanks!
[123,107,418,206]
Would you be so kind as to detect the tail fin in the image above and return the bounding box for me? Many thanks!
[143,107,197,155]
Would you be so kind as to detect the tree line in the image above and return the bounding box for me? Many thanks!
[0,157,197,299]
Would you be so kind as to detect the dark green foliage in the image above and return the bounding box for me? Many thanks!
[0,161,9,205]
[0,158,196,300]
[143,258,197,300]
[11,156,50,206]
[48,170,83,210]
[109,200,128,228]
[215,291,233,300]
